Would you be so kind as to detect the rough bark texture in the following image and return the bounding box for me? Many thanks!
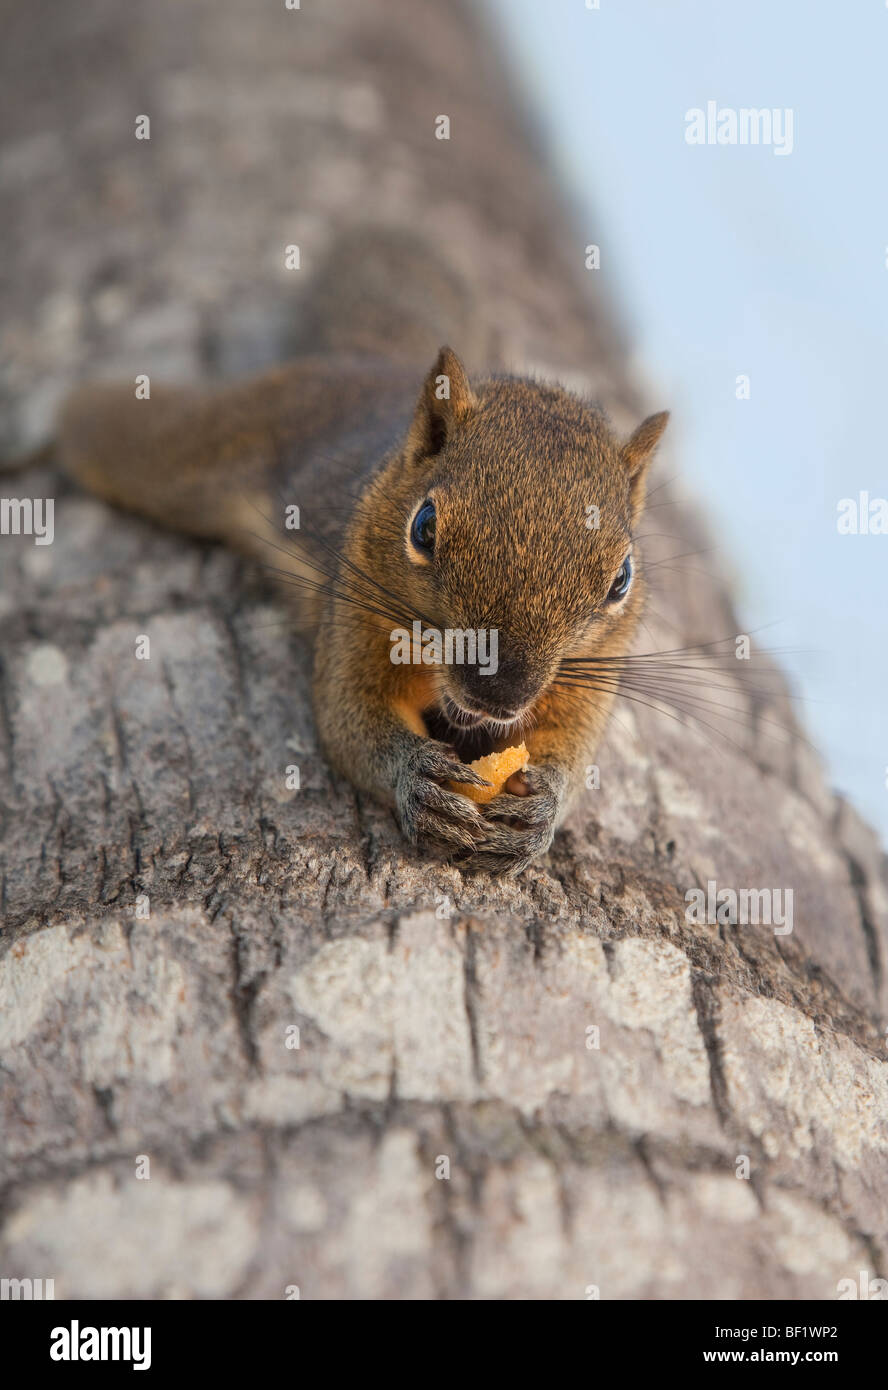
[1,0,886,1300]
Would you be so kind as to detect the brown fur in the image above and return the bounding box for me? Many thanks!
[55,346,668,874]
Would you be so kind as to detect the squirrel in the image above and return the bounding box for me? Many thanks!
[53,344,668,876]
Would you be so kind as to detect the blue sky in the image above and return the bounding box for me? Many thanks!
[489,0,888,843]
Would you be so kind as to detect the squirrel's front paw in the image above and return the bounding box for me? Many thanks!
[468,764,567,877]
[396,741,490,852]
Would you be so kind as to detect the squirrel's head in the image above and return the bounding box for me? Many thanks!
[388,346,668,732]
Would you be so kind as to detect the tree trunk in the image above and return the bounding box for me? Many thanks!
[1,0,886,1299]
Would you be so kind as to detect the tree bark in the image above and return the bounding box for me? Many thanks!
[0,0,886,1299]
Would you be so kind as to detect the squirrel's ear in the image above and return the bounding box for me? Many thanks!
[406,347,477,460]
[623,410,669,509]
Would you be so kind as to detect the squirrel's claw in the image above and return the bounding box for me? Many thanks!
[467,821,556,877]
[481,789,557,828]
[469,820,555,874]
[396,740,488,852]
[396,748,564,873]
[464,763,566,875]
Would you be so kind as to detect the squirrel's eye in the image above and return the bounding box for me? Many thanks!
[410,499,437,556]
[607,554,633,603]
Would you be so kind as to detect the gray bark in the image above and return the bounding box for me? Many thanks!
[0,0,886,1299]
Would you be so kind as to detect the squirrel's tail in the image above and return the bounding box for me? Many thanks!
[0,440,55,474]
[55,381,266,544]
[53,372,348,632]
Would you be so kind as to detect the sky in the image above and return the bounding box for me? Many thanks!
[488,0,888,844]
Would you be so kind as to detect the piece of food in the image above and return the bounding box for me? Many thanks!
[449,742,529,804]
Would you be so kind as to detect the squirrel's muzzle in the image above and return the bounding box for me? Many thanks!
[454,655,545,722]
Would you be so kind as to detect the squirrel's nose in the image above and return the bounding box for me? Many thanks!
[458,658,542,718]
